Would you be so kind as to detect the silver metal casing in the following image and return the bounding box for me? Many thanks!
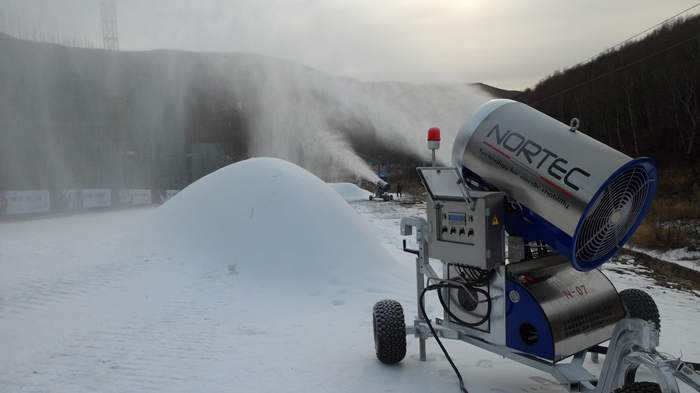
[507,256,625,361]
[452,100,657,271]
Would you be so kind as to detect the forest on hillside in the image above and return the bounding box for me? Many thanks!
[520,14,700,172]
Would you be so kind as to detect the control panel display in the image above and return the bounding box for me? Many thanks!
[438,209,474,243]
[448,213,466,223]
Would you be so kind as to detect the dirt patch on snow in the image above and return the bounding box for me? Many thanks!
[617,249,700,294]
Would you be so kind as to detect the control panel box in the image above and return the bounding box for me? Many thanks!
[418,167,505,269]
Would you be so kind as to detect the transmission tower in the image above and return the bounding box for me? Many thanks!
[100,1,119,51]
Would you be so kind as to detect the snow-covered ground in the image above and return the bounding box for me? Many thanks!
[1,159,698,393]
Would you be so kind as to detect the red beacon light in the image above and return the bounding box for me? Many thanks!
[427,127,441,150]
[427,127,440,166]
[427,127,441,142]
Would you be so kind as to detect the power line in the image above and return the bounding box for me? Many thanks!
[531,34,699,105]
[525,2,700,105]
[579,2,700,65]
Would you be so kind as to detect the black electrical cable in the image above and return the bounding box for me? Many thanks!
[447,267,492,327]
[419,282,469,393]
[466,266,490,286]
[437,284,491,327]
[456,265,490,287]
[418,268,494,392]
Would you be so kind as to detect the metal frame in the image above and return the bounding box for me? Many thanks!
[401,216,700,393]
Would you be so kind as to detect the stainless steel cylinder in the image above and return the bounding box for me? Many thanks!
[452,99,657,270]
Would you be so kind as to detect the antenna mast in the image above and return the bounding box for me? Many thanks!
[100,1,119,51]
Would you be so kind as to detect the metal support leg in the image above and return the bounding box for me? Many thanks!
[416,256,426,361]
[400,216,431,362]
[419,333,427,361]
[596,319,683,393]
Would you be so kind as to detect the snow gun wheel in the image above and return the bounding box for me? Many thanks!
[619,289,661,332]
[615,381,661,393]
[372,299,406,364]
[369,195,374,201]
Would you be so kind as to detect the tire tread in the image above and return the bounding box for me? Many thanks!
[615,381,662,393]
[372,299,407,364]
[619,289,661,332]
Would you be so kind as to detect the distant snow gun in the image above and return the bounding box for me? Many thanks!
[369,179,393,201]
[370,100,700,393]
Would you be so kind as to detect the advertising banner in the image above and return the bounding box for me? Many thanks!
[130,189,152,206]
[0,190,51,215]
[82,189,112,209]
[54,189,81,211]
[117,189,152,206]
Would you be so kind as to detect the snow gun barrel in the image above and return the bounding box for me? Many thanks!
[452,99,657,271]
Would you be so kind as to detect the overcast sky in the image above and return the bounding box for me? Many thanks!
[1,0,697,89]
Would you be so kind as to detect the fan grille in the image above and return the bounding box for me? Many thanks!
[575,165,653,264]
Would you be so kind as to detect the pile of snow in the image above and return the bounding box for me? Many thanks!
[156,158,404,292]
[329,182,371,202]
[0,158,417,393]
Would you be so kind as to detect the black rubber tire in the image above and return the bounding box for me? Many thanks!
[619,288,661,332]
[372,299,407,364]
[614,382,662,393]
[369,195,374,201]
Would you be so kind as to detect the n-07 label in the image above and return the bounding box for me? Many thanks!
[562,285,590,300]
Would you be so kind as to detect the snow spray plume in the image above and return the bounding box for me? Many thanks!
[219,56,492,183]
[229,58,381,183]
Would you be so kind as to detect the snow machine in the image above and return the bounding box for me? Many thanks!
[371,100,700,393]
[369,179,393,201]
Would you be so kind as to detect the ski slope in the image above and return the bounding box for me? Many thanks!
[0,158,698,393]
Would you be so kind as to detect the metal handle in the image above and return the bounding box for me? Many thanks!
[456,176,477,211]
[403,239,419,255]
[570,117,580,132]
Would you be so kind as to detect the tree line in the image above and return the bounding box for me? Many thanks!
[519,14,700,171]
